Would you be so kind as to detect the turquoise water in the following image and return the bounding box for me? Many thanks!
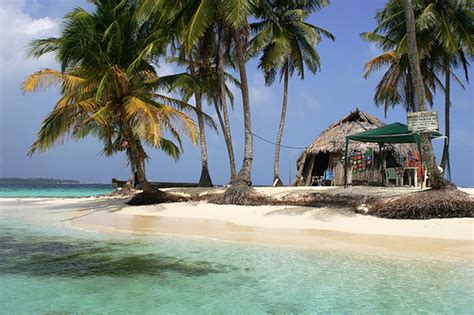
[0,198,473,313]
[0,183,113,198]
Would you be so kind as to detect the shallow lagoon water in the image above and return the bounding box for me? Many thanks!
[0,196,473,313]
[0,183,113,198]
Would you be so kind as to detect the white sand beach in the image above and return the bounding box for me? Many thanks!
[8,186,468,261]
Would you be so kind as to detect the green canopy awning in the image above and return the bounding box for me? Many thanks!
[343,122,443,187]
[346,122,442,144]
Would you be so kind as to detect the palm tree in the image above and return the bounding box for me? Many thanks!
[216,21,239,181]
[140,0,240,185]
[168,31,240,186]
[402,0,450,188]
[179,0,262,203]
[215,1,256,190]
[414,0,473,172]
[24,0,202,193]
[362,50,441,114]
[439,53,469,173]
[249,0,334,185]
[363,0,472,177]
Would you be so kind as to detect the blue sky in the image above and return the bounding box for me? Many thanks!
[0,0,473,186]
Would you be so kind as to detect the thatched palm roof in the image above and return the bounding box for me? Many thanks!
[303,108,385,155]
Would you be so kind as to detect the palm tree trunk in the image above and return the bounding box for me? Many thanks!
[402,0,449,189]
[440,63,450,173]
[217,28,236,181]
[234,30,253,186]
[123,150,137,190]
[131,139,152,192]
[273,63,289,186]
[213,100,236,182]
[189,55,213,187]
[195,91,213,187]
[121,117,153,192]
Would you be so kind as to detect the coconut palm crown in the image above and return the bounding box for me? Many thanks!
[23,0,206,191]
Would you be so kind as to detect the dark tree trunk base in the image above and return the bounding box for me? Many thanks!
[209,181,270,206]
[367,188,473,219]
[198,166,213,187]
[430,176,456,190]
[127,190,188,206]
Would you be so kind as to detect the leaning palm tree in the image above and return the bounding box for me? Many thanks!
[249,0,334,186]
[24,0,202,193]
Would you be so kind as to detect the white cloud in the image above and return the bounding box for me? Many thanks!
[249,72,274,105]
[0,2,59,82]
[159,61,179,76]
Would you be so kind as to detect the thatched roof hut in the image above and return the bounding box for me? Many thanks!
[294,109,408,186]
[303,109,384,155]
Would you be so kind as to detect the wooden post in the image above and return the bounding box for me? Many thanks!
[292,153,307,186]
[304,154,316,186]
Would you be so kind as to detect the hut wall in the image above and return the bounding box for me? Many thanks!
[299,150,388,186]
[348,152,383,185]
[323,152,383,186]
[333,159,346,186]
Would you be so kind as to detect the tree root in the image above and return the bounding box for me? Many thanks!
[274,193,372,211]
[125,185,474,220]
[208,183,271,206]
[367,188,474,219]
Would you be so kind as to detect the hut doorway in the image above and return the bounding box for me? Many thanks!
[313,153,330,177]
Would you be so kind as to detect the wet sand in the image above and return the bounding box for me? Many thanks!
[72,208,473,262]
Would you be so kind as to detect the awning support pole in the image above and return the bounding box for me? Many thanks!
[344,139,349,188]
[379,142,384,186]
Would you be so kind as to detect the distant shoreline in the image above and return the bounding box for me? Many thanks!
[0,177,80,185]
